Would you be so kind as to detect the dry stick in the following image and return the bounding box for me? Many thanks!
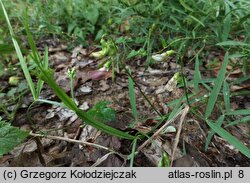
[34,137,46,166]
[170,105,189,167]
[29,132,127,160]
[91,152,115,167]
[137,106,189,152]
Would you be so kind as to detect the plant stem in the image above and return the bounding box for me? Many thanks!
[125,67,163,117]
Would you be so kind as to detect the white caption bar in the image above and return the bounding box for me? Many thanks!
[0,167,249,183]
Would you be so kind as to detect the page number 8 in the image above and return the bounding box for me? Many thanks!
[238,170,244,178]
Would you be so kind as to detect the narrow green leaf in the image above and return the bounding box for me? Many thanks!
[179,0,194,12]
[36,47,49,97]
[158,151,170,167]
[194,55,201,93]
[24,11,41,63]
[39,69,78,111]
[37,99,66,108]
[128,69,138,121]
[222,2,231,41]
[0,62,4,77]
[239,13,250,24]
[205,52,229,119]
[129,138,138,167]
[207,121,250,159]
[225,116,250,127]
[76,109,135,140]
[226,109,250,116]
[223,81,230,113]
[201,82,212,91]
[216,41,249,47]
[231,90,250,97]
[229,53,248,59]
[168,101,183,120]
[205,115,225,151]
[199,78,216,84]
[189,15,205,27]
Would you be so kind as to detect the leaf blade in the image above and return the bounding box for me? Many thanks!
[128,69,138,122]
[207,121,250,159]
[205,52,229,119]
[205,115,225,151]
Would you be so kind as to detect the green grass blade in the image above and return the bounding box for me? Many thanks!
[76,109,135,139]
[231,90,250,97]
[226,109,250,116]
[223,81,230,113]
[24,11,41,64]
[168,101,183,120]
[207,121,250,159]
[205,52,229,119]
[128,69,138,122]
[205,115,225,151]
[43,47,49,67]
[37,99,66,108]
[36,47,49,97]
[189,15,205,27]
[179,0,194,12]
[158,151,170,167]
[239,13,250,24]
[225,116,250,127]
[194,55,201,93]
[216,41,250,47]
[36,80,44,98]
[0,1,36,99]
[222,2,231,41]
[129,138,138,167]
[39,69,78,111]
[201,82,212,91]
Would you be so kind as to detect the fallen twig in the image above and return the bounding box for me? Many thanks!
[29,131,127,160]
[170,105,189,166]
[137,105,189,152]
